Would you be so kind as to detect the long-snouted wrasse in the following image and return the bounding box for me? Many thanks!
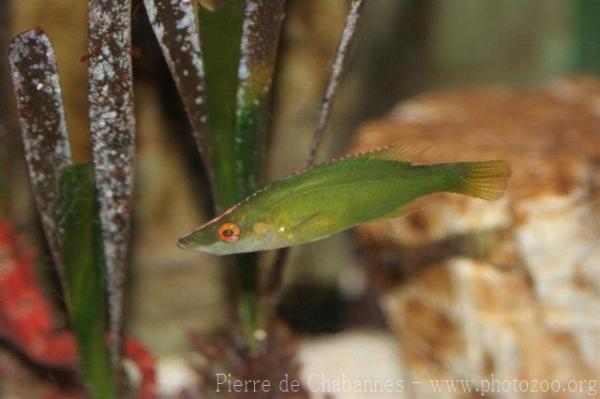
[178,144,510,255]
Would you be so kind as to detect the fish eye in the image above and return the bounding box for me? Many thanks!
[218,222,240,243]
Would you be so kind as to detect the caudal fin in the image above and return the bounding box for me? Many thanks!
[453,160,511,200]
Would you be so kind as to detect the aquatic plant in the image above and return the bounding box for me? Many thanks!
[5,0,365,396]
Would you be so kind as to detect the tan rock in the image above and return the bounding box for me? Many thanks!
[297,331,408,399]
[352,77,600,399]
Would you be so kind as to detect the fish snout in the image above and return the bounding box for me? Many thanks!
[177,230,197,250]
[176,237,188,250]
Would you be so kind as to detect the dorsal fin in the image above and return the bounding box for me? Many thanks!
[364,142,431,163]
[288,142,432,177]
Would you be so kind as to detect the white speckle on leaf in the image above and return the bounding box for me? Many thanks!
[238,64,249,80]
[144,0,208,151]
[8,29,72,291]
[88,0,136,366]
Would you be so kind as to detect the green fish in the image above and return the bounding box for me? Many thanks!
[178,144,510,255]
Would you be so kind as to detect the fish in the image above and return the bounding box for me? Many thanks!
[178,144,510,255]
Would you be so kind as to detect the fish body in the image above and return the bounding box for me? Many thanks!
[178,144,510,255]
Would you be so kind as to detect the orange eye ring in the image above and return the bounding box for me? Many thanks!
[218,222,240,243]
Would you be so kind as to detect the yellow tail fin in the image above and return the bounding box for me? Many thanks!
[454,160,511,200]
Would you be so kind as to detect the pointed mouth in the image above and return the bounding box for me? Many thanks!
[176,206,237,251]
[176,217,218,251]
[177,228,200,250]
[176,236,189,250]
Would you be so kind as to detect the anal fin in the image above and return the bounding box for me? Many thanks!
[373,196,434,223]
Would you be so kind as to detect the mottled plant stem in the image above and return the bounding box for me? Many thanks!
[304,0,365,168]
[146,0,286,352]
[0,0,10,209]
[197,0,286,353]
[233,0,286,352]
[8,30,73,292]
[236,0,286,197]
[265,0,365,325]
[263,246,290,322]
[143,0,211,171]
[88,0,135,368]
